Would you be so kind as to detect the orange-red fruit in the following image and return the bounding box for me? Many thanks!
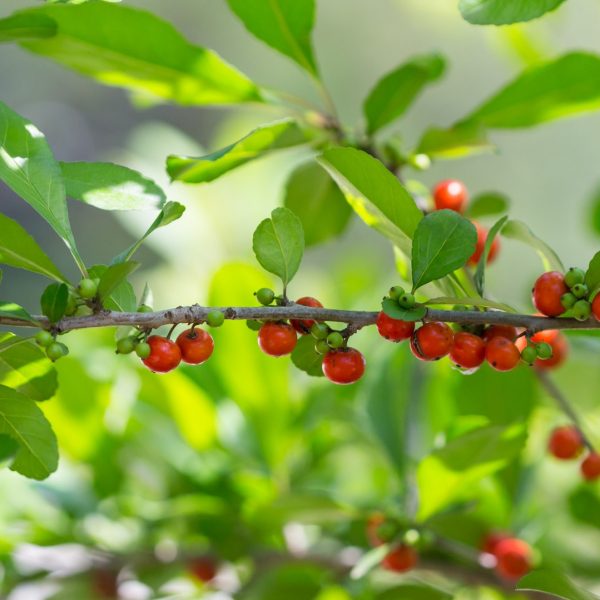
[366,513,386,547]
[483,325,518,343]
[468,222,500,266]
[188,557,218,583]
[322,348,365,384]
[485,336,520,371]
[533,330,568,370]
[382,545,418,573]
[548,425,583,460]
[532,271,568,317]
[176,328,214,365]
[450,332,486,369]
[142,335,182,373]
[433,179,468,213]
[494,538,532,581]
[592,294,600,322]
[376,311,415,342]
[481,532,510,556]
[290,296,323,334]
[410,322,454,361]
[258,322,297,356]
[581,453,600,481]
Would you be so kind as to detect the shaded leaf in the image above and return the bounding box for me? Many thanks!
[0,302,37,324]
[97,261,139,301]
[474,216,508,295]
[0,13,56,42]
[381,298,426,322]
[465,192,509,219]
[40,282,68,323]
[517,570,597,600]
[585,251,600,294]
[417,121,494,159]
[459,0,566,25]
[291,334,323,377]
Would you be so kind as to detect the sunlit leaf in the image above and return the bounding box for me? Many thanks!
[459,0,566,25]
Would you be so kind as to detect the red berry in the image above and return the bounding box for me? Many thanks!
[188,557,218,583]
[290,296,323,334]
[485,336,520,371]
[532,271,568,317]
[468,222,500,266]
[258,322,297,356]
[494,538,532,581]
[433,179,468,213]
[581,453,600,481]
[381,544,418,573]
[176,328,214,365]
[481,532,510,556]
[410,322,453,361]
[366,513,386,547]
[450,331,486,369]
[592,294,600,322]
[142,335,182,373]
[548,425,583,460]
[322,347,365,384]
[483,325,518,343]
[376,311,415,342]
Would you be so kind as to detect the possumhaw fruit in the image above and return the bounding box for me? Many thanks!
[548,425,583,460]
[176,328,214,365]
[532,271,568,317]
[290,296,323,334]
[410,322,453,361]
[376,311,415,342]
[322,348,365,384]
[258,322,297,356]
[485,336,520,371]
[142,336,182,373]
[433,179,468,213]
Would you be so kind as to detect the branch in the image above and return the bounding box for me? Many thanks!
[2,305,600,333]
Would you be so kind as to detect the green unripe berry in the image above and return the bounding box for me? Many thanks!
[35,330,54,348]
[65,293,78,316]
[561,292,577,309]
[246,319,263,331]
[573,299,592,321]
[255,288,275,306]
[389,286,405,301]
[78,278,98,300]
[117,336,137,354]
[536,342,554,360]
[310,323,329,340]
[520,345,538,365]
[46,341,69,362]
[206,310,225,327]
[135,342,151,359]
[398,292,416,309]
[137,304,153,313]
[74,304,94,317]
[314,340,330,355]
[408,153,431,171]
[571,283,589,299]
[326,331,344,349]
[565,267,585,289]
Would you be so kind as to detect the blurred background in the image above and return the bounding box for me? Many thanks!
[1,0,600,598]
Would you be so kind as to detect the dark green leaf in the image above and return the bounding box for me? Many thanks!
[5,4,262,105]
[501,219,564,272]
[568,486,600,529]
[226,0,318,76]
[474,216,508,295]
[317,147,422,255]
[416,121,493,159]
[585,251,600,294]
[381,297,427,322]
[411,210,477,291]
[465,52,600,128]
[283,161,352,246]
[0,212,67,282]
[459,0,566,25]
[0,333,58,401]
[465,192,509,219]
[40,282,68,323]
[105,280,137,312]
[0,13,56,42]
[0,384,58,480]
[252,207,304,288]
[517,570,597,600]
[97,261,139,302]
[0,302,37,324]
[0,435,18,463]
[167,120,308,183]
[589,185,600,238]
[61,161,166,210]
[364,53,445,134]
[290,334,323,377]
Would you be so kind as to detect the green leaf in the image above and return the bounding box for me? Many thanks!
[585,251,600,294]
[105,280,137,312]
[459,0,566,25]
[283,161,352,246]
[417,121,494,159]
[416,424,527,521]
[465,52,600,129]
[501,219,564,272]
[167,120,308,184]
[411,210,477,291]
[376,585,452,600]
[589,185,600,239]
[5,4,262,105]
[425,296,516,312]
[61,161,166,210]
[112,201,185,264]
[0,100,84,270]
[0,384,58,480]
[226,0,318,76]
[0,212,67,282]
[290,335,323,377]
[97,261,139,302]
[568,486,600,529]
[317,147,422,255]
[363,53,445,134]
[0,13,56,42]
[350,544,390,580]
[381,297,427,322]
[40,282,68,323]
[252,207,304,289]
[517,570,598,600]
[474,216,508,296]
[465,192,509,219]
[0,333,57,401]
[0,302,37,324]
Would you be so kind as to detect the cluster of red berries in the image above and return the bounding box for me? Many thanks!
[548,425,600,481]
[480,532,533,581]
[433,179,499,267]
[366,514,418,574]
